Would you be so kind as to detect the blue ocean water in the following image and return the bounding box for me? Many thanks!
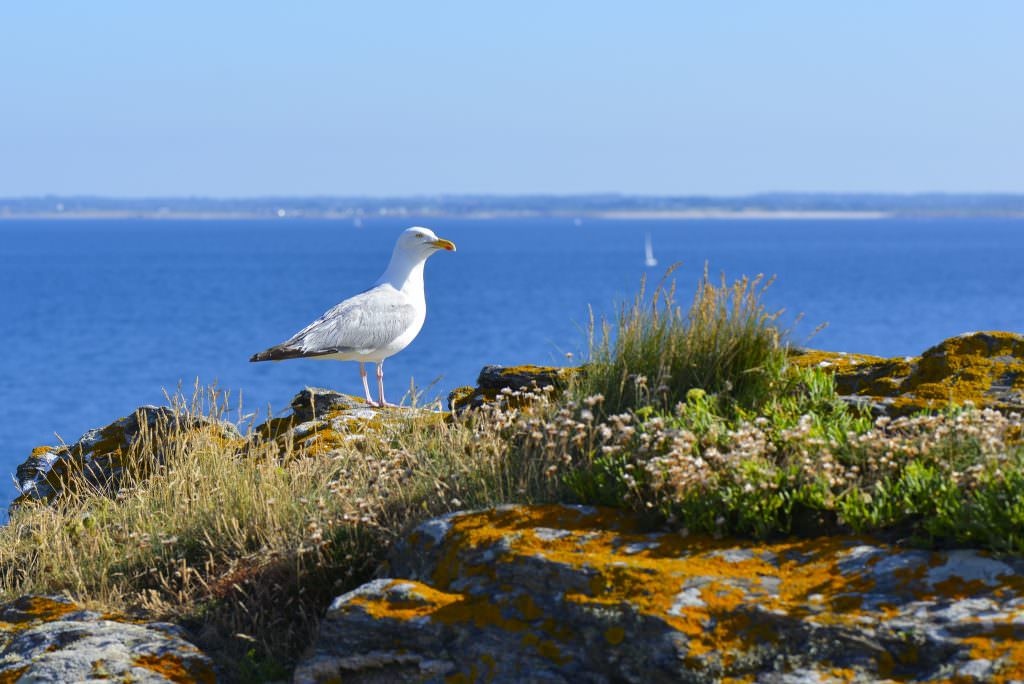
[2,217,1023,506]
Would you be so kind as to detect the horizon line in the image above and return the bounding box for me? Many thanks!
[5,190,1024,201]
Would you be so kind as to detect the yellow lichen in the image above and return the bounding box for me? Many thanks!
[790,349,886,371]
[793,332,1024,416]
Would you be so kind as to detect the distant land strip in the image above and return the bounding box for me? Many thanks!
[2,194,1024,220]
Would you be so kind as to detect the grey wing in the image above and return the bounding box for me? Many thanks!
[282,287,418,357]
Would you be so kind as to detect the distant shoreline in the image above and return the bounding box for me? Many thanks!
[5,192,1024,221]
[5,209,1023,221]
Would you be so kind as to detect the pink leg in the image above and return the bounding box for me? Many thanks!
[376,362,392,407]
[360,363,377,405]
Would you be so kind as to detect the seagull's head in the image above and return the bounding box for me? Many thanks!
[397,226,457,258]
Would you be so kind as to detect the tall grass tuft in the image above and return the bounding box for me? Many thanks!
[577,264,787,415]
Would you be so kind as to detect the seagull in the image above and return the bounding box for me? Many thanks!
[250,226,456,407]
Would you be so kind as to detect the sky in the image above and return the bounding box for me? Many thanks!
[1,2,1022,197]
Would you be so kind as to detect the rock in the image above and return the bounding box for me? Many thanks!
[450,332,1024,418]
[13,387,444,510]
[290,386,372,423]
[297,504,1024,683]
[0,595,216,682]
[255,387,444,458]
[449,365,577,412]
[13,406,241,509]
[793,331,1024,417]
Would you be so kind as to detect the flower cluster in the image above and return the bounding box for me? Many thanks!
[475,383,1023,540]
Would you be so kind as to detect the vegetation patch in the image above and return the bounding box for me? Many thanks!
[3,266,1023,680]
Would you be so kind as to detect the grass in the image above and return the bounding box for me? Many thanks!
[575,263,787,415]
[1,266,1022,680]
[0,390,567,679]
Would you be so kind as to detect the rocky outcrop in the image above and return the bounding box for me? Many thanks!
[448,364,576,412]
[0,595,215,682]
[13,406,241,508]
[793,331,1024,417]
[257,387,441,458]
[449,333,1024,418]
[297,504,1024,683]
[12,388,441,509]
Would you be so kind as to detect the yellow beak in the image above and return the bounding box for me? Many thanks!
[430,238,457,252]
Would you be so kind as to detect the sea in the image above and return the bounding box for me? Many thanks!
[2,217,1023,508]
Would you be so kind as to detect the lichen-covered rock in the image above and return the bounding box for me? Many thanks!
[13,387,443,510]
[255,387,444,457]
[449,365,577,412]
[13,406,241,508]
[793,331,1024,417]
[0,595,216,682]
[297,504,1024,683]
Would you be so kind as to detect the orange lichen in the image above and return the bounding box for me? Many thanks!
[961,624,1024,683]
[827,668,858,683]
[28,446,54,459]
[422,506,892,669]
[0,666,29,684]
[7,596,81,623]
[348,582,460,622]
[347,505,1024,680]
[133,653,216,684]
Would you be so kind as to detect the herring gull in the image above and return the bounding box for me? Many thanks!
[250,226,456,406]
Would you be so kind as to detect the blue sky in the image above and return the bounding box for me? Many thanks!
[1,2,1021,196]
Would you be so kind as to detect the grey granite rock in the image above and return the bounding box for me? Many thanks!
[0,595,216,682]
[297,504,1024,683]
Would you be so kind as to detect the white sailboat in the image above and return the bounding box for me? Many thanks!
[644,232,658,267]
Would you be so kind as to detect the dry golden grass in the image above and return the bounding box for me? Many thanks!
[0,388,566,680]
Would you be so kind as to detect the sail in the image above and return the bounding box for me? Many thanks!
[644,233,658,267]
